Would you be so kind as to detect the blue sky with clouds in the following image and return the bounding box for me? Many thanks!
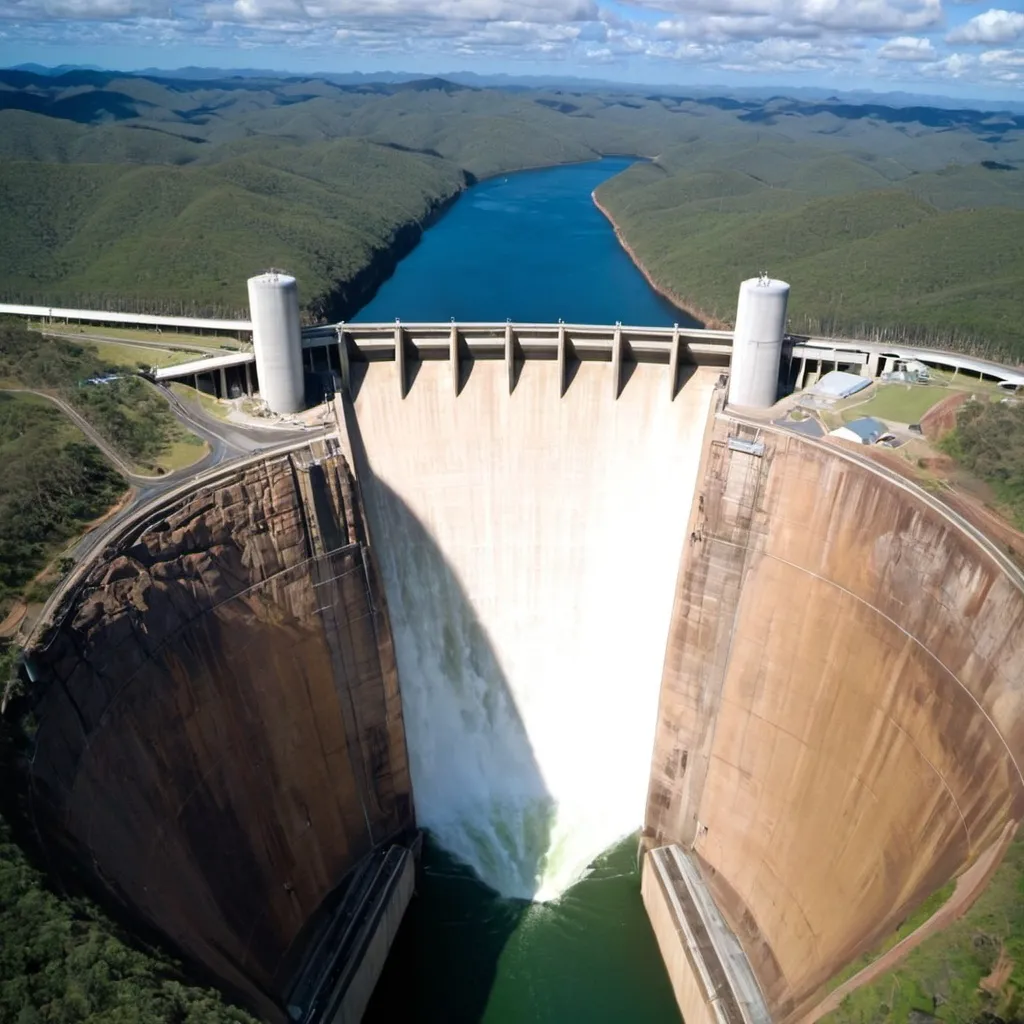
[1,0,1023,99]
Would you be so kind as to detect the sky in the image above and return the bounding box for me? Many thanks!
[2,0,1024,101]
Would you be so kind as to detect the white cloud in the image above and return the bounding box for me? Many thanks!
[0,0,168,17]
[751,36,861,61]
[210,0,599,29]
[878,34,937,60]
[919,50,975,76]
[947,8,1024,44]
[626,0,943,40]
[3,0,1024,93]
[980,46,1024,65]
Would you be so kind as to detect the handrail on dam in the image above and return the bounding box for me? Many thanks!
[322,321,732,400]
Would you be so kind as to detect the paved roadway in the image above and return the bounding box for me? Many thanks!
[3,380,331,583]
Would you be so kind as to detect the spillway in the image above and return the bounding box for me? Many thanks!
[342,359,718,900]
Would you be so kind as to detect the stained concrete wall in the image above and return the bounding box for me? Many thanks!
[646,420,1024,1021]
[22,447,412,1020]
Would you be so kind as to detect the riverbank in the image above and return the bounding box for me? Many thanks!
[311,180,469,324]
[352,157,683,326]
[591,191,729,330]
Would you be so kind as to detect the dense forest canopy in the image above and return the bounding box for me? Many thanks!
[941,398,1024,527]
[0,392,123,612]
[0,814,258,1024]
[1,69,1023,355]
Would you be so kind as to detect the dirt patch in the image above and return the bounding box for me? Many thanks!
[917,455,956,473]
[980,944,1014,996]
[920,391,970,441]
[0,602,27,638]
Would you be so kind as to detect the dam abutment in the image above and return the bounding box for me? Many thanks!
[646,413,1024,1021]
[14,443,417,1021]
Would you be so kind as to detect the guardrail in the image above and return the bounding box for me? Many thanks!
[0,302,251,332]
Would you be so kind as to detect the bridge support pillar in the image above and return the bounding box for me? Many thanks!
[668,325,682,401]
[505,322,516,394]
[244,361,252,397]
[394,323,407,399]
[557,324,569,398]
[219,367,228,400]
[867,352,880,378]
[611,324,625,400]
[450,323,460,396]
[336,326,351,396]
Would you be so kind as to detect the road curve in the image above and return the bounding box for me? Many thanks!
[0,387,147,483]
[26,433,334,650]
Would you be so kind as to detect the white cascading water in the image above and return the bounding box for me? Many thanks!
[351,358,716,901]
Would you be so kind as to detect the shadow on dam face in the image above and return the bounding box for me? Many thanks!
[340,384,555,897]
[9,447,424,1020]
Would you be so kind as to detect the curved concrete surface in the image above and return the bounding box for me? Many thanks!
[646,419,1024,1021]
[21,445,412,1020]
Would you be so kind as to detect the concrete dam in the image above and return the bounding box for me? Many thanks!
[13,278,1024,1023]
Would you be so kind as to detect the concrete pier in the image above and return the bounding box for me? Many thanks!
[643,845,769,1024]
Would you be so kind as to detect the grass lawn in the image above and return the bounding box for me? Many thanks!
[170,382,232,420]
[153,437,208,473]
[825,834,1024,1024]
[80,339,202,369]
[845,385,949,425]
[31,321,244,349]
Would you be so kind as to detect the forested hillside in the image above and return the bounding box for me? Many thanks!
[0,814,258,1024]
[596,137,1024,359]
[2,68,1024,351]
[0,140,466,316]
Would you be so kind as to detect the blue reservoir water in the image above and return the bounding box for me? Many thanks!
[353,157,698,327]
[361,158,684,1023]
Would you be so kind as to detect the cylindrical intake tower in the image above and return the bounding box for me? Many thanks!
[727,276,790,409]
[248,271,304,414]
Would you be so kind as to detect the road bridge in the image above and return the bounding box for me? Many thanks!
[5,300,1022,392]
[146,321,1024,399]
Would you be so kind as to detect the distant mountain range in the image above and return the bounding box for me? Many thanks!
[10,63,1024,116]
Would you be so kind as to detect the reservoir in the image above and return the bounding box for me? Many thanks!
[360,157,684,1022]
[353,157,698,327]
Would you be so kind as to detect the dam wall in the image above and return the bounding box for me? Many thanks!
[646,417,1024,1021]
[339,356,720,899]
[18,443,413,1020]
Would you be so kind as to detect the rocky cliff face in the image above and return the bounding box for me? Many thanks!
[646,420,1024,1021]
[21,445,412,1021]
